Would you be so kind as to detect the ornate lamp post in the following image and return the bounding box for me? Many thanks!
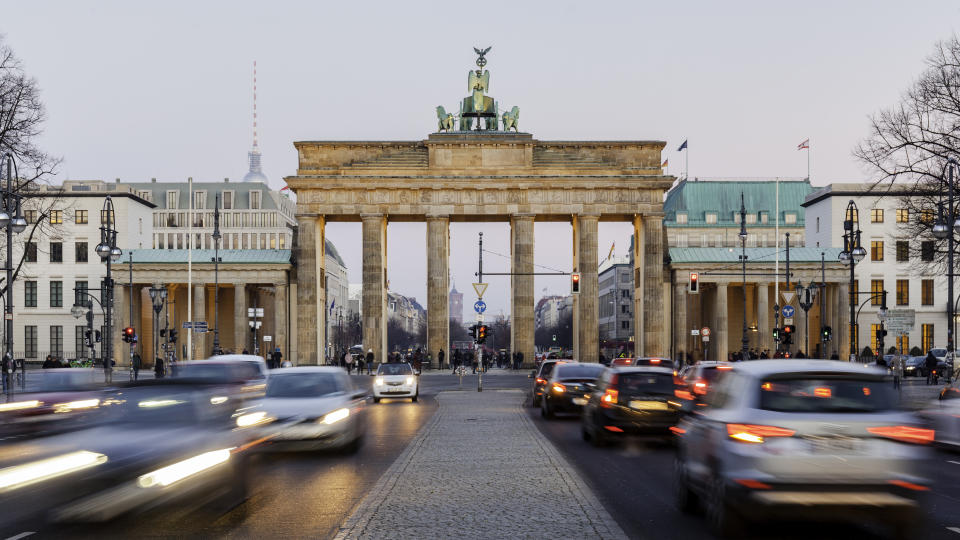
[932,158,960,359]
[211,194,222,355]
[149,286,167,364]
[738,193,749,360]
[839,200,867,360]
[95,196,122,380]
[1,155,26,381]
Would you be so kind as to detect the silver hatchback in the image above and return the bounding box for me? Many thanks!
[675,360,932,537]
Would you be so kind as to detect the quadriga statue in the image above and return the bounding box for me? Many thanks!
[501,106,519,132]
[436,106,456,132]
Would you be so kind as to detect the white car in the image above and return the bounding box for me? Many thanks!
[373,362,419,402]
[922,386,960,449]
[255,367,367,452]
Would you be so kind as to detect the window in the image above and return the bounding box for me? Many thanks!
[896,208,909,223]
[621,304,627,314]
[784,212,797,225]
[75,281,88,307]
[50,242,62,263]
[194,190,206,210]
[921,241,935,262]
[704,212,716,224]
[870,324,881,351]
[760,213,768,224]
[897,335,909,355]
[75,209,88,224]
[166,190,179,209]
[675,213,687,224]
[50,326,63,358]
[871,240,884,261]
[920,209,935,224]
[870,279,883,306]
[24,281,36,307]
[50,280,62,308]
[75,326,88,359]
[870,208,884,223]
[896,279,909,306]
[816,216,820,233]
[25,242,37,263]
[24,326,37,359]
[270,236,276,249]
[896,241,909,262]
[621,320,629,329]
[250,190,261,210]
[136,190,152,202]
[75,242,87,263]
[922,279,934,305]
[279,235,285,249]
[223,191,233,209]
[49,210,62,224]
[100,209,115,225]
[922,324,934,353]
[24,210,37,224]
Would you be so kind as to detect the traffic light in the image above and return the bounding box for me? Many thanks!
[169,329,178,343]
[84,329,93,347]
[477,325,488,344]
[782,325,795,346]
[468,325,478,339]
[94,330,102,343]
[689,272,699,294]
[571,273,581,294]
[772,327,780,342]
[122,327,135,343]
[821,326,832,341]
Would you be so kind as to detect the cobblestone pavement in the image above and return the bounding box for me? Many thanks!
[335,390,628,540]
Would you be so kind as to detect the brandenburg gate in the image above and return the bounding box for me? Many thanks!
[286,49,674,364]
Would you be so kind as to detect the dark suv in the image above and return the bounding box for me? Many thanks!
[581,366,682,445]
[529,360,567,407]
[540,362,606,418]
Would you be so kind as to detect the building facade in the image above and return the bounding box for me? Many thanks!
[598,255,634,353]
[449,284,463,327]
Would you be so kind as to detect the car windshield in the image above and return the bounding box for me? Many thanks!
[758,377,897,413]
[540,362,559,377]
[38,371,99,392]
[931,349,947,357]
[618,372,675,395]
[378,363,413,375]
[178,363,261,381]
[634,358,674,369]
[555,364,605,379]
[267,373,341,398]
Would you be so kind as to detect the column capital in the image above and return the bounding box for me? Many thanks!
[637,212,666,219]
[425,214,450,221]
[295,213,320,221]
[360,213,385,220]
[574,213,601,220]
[511,213,536,220]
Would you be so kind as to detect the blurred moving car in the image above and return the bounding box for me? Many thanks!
[0,368,106,438]
[175,355,268,399]
[609,357,675,370]
[581,366,682,445]
[529,359,567,407]
[0,380,263,527]
[677,361,733,402]
[256,367,367,452]
[540,362,606,419]
[921,386,960,449]
[372,362,418,402]
[675,360,931,537]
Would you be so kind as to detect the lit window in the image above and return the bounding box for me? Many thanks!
[870,208,884,223]
[49,210,63,224]
[871,240,884,261]
[870,279,883,306]
[75,210,88,224]
[896,208,909,223]
[896,279,909,306]
[922,324,934,353]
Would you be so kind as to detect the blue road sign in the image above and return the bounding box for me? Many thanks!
[474,300,487,313]
[781,305,795,318]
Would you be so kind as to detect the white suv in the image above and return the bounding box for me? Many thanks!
[373,362,419,403]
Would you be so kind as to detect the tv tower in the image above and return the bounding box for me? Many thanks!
[243,60,267,183]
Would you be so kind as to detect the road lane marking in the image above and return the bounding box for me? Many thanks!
[947,527,960,535]
[5,532,35,540]
[949,461,960,465]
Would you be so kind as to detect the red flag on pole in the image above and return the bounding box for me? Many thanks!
[797,138,809,150]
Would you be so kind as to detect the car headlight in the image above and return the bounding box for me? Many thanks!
[0,451,107,492]
[375,377,384,386]
[235,411,269,427]
[0,400,42,412]
[137,448,232,488]
[53,399,100,413]
[319,408,350,425]
[405,376,415,385]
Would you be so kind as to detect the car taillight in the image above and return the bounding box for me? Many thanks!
[726,423,796,444]
[600,389,618,407]
[693,379,708,395]
[867,426,935,445]
[535,377,546,385]
[674,389,693,400]
[551,383,566,394]
[649,358,661,364]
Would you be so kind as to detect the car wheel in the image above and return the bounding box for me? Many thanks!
[674,457,699,514]
[541,397,554,419]
[590,419,608,447]
[373,397,381,403]
[705,473,743,538]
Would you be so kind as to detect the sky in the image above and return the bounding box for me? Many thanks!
[4,0,959,318]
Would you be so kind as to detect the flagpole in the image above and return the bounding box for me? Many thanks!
[807,139,811,181]
[685,147,689,180]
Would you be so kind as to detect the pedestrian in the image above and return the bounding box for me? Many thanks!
[242,348,249,355]
[830,352,839,360]
[154,356,165,379]
[43,354,56,369]
[346,355,353,374]
[132,351,142,380]
[365,348,374,375]
[273,347,283,369]
[438,348,445,371]
[517,350,524,370]
[0,353,9,393]
[892,355,903,389]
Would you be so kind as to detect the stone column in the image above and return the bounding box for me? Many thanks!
[716,283,729,362]
[362,214,387,363]
[674,283,687,361]
[511,215,535,367]
[426,216,450,368]
[113,284,128,367]
[633,216,643,356]
[192,284,205,359]
[643,215,666,356]
[296,215,325,365]
[838,282,851,360]
[757,283,770,353]
[576,214,599,363]
[274,284,287,361]
[233,284,247,352]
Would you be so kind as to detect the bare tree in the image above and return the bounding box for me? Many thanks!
[855,35,960,274]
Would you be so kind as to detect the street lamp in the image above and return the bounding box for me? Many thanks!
[1,154,26,384]
[932,158,960,358]
[248,306,263,355]
[839,200,866,359]
[738,192,749,360]
[211,194,222,356]
[149,286,167,364]
[95,196,121,380]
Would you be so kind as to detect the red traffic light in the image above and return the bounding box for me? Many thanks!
[783,324,796,334]
[123,327,135,337]
[689,272,699,293]
[571,272,581,294]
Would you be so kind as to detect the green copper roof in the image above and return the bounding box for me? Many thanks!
[669,247,844,264]
[664,179,814,227]
[126,249,291,264]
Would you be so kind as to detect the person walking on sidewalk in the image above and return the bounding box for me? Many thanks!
[154,356,165,379]
[132,352,142,381]
[365,349,375,375]
[437,348,445,371]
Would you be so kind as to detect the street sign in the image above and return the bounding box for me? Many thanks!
[886,309,916,335]
[474,300,487,313]
[784,317,794,325]
[247,307,264,318]
[781,291,795,304]
[183,321,207,331]
[781,305,795,318]
[691,329,700,336]
[702,335,710,342]
[264,335,272,342]
[472,282,488,298]
[701,327,711,337]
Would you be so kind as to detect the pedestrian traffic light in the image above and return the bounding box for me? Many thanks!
[821,326,832,341]
[122,327,135,343]
[477,325,488,344]
[689,272,699,294]
[169,329,178,343]
[571,273,581,294]
[468,324,477,339]
[772,327,780,342]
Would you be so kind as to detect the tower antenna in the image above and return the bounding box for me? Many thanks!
[252,60,258,148]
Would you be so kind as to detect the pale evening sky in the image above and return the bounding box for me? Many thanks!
[3,0,959,318]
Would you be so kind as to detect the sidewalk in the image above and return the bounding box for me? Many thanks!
[418,367,528,377]
[335,390,627,539]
